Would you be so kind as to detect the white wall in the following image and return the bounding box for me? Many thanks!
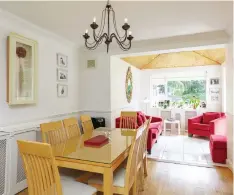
[110,57,141,127]
[79,31,229,128]
[225,35,233,171]
[0,11,79,126]
[140,66,223,116]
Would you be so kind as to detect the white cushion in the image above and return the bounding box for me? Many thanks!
[88,168,125,188]
[61,177,97,195]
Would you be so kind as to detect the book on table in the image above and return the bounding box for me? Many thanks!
[84,135,109,148]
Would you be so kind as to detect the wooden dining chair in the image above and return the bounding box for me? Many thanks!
[63,117,81,138]
[40,121,67,145]
[87,125,142,195]
[80,115,94,134]
[136,119,151,192]
[120,111,137,129]
[17,140,97,195]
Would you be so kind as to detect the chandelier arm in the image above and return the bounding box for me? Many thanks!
[111,8,127,41]
[96,8,107,38]
[85,33,108,49]
[110,33,131,50]
[110,33,130,47]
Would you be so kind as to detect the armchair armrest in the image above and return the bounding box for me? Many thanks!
[188,115,203,124]
[210,116,227,135]
[146,115,162,123]
[115,117,120,128]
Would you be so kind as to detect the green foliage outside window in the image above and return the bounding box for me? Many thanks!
[167,80,206,103]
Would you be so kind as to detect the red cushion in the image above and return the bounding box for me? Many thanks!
[137,114,143,126]
[139,112,146,123]
[210,135,227,149]
[192,123,210,131]
[203,112,221,124]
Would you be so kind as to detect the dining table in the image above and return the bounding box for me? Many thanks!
[52,127,138,195]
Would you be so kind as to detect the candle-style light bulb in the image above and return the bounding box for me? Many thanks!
[124,18,128,23]
[85,29,88,34]
[93,17,96,23]
[129,31,132,35]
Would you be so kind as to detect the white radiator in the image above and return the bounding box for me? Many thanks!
[0,132,10,195]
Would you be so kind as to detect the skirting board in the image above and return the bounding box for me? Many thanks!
[226,159,233,172]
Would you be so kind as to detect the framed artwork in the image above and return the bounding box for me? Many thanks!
[57,69,68,82]
[209,88,220,102]
[125,67,133,103]
[57,84,68,97]
[7,33,38,105]
[200,101,207,108]
[210,78,219,85]
[57,53,68,68]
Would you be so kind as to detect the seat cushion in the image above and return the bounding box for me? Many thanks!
[149,122,161,130]
[210,135,227,149]
[203,112,221,124]
[88,168,125,188]
[61,177,97,195]
[193,123,210,131]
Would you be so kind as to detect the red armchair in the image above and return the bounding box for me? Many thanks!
[188,112,226,137]
[115,111,163,154]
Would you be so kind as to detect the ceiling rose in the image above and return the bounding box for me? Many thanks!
[83,0,134,53]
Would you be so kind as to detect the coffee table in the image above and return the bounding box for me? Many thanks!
[163,119,181,135]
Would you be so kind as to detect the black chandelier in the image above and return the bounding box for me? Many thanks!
[83,0,133,53]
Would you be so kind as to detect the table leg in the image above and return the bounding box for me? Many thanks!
[164,121,166,135]
[178,122,181,135]
[103,168,113,195]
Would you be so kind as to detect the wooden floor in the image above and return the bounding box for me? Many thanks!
[17,160,233,195]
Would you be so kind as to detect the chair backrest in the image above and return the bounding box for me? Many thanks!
[125,126,142,191]
[63,117,81,138]
[40,121,67,145]
[137,119,151,168]
[120,111,137,129]
[80,115,94,134]
[17,140,63,195]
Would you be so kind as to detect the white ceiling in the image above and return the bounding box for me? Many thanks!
[0,1,232,47]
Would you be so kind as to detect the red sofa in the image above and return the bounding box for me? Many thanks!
[188,112,226,137]
[115,111,163,154]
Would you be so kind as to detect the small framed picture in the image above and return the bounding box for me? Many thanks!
[200,101,207,108]
[57,84,68,97]
[57,53,68,68]
[57,69,68,82]
[210,78,219,85]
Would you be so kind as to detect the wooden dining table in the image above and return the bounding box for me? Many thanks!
[52,127,135,195]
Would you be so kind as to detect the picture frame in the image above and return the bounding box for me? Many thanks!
[57,53,68,68]
[209,88,220,102]
[57,68,68,82]
[7,33,38,105]
[57,84,68,97]
[210,78,219,85]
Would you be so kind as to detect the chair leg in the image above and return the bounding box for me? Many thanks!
[188,133,193,137]
[147,149,151,155]
[132,180,137,195]
[138,166,145,191]
[143,157,148,177]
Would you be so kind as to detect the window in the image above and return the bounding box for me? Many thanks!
[151,77,206,108]
[167,79,206,102]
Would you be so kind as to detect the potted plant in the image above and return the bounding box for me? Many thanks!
[190,96,200,109]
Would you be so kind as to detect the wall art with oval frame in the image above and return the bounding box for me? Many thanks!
[125,66,133,103]
[7,33,38,105]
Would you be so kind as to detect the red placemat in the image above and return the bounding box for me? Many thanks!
[84,135,109,148]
